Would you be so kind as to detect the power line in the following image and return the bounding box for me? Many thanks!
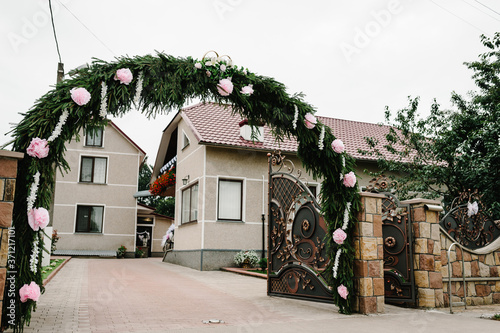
[462,0,500,22]
[474,0,500,17]
[49,0,62,63]
[56,0,116,56]
[429,0,491,36]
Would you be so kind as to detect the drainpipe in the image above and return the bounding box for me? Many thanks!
[262,175,265,259]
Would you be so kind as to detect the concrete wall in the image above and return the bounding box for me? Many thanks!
[53,125,143,254]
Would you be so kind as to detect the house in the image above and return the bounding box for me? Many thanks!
[52,121,172,257]
[151,102,398,270]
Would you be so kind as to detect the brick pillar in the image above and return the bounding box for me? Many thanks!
[401,198,444,308]
[353,192,385,314]
[0,150,24,328]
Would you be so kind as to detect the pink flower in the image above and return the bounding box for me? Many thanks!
[331,139,345,154]
[220,64,226,71]
[70,87,91,106]
[114,68,133,85]
[19,282,41,303]
[217,78,233,96]
[27,138,49,159]
[304,113,317,129]
[240,85,254,96]
[343,171,357,188]
[337,284,349,300]
[206,70,211,77]
[28,207,50,231]
[332,228,347,245]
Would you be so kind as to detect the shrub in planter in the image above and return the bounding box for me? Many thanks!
[234,250,259,268]
[135,247,144,258]
[116,245,127,258]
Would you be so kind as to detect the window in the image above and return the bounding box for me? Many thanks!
[181,183,198,223]
[85,128,103,147]
[218,179,243,221]
[182,131,190,149]
[76,205,104,233]
[80,157,107,183]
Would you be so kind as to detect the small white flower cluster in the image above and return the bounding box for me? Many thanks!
[47,109,69,142]
[293,105,299,130]
[342,202,352,230]
[100,82,107,118]
[27,171,40,212]
[333,248,342,279]
[29,238,39,273]
[342,156,345,168]
[204,56,233,68]
[318,125,325,150]
[134,71,144,105]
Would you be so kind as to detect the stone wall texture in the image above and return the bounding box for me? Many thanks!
[440,235,500,306]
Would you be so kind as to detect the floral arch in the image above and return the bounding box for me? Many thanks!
[7,52,360,330]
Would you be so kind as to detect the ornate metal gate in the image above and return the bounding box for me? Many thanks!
[381,194,415,303]
[267,152,333,302]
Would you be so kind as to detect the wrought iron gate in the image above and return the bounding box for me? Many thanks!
[381,194,415,303]
[267,152,333,302]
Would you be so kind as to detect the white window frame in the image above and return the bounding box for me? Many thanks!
[181,182,198,224]
[84,127,105,148]
[79,155,108,184]
[216,177,245,222]
[75,204,105,233]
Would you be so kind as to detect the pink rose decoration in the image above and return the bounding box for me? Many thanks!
[194,62,202,69]
[337,284,349,300]
[27,138,49,159]
[304,113,317,129]
[19,282,41,303]
[240,85,254,96]
[114,68,133,85]
[331,139,345,154]
[217,78,233,96]
[28,207,50,231]
[343,171,357,188]
[70,87,91,106]
[332,228,347,245]
[220,64,226,71]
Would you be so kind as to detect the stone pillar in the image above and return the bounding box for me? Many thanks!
[401,198,444,308]
[353,192,385,314]
[0,150,24,328]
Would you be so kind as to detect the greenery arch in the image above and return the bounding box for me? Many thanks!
[7,52,360,330]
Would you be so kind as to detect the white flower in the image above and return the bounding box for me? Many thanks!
[27,171,40,213]
[134,71,144,105]
[243,69,247,75]
[339,173,344,181]
[47,109,69,142]
[194,62,202,69]
[467,201,478,217]
[342,202,352,230]
[240,85,254,96]
[333,249,342,279]
[99,81,108,118]
[30,239,39,273]
[318,125,325,150]
[293,105,299,130]
[220,64,226,72]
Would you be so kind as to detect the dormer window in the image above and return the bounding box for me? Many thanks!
[239,119,264,142]
[182,131,190,149]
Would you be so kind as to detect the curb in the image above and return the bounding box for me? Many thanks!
[221,267,267,279]
[43,256,71,287]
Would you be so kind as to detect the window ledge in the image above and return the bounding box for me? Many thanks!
[216,220,244,223]
[78,182,107,185]
[179,221,198,227]
[83,146,104,149]
[74,232,104,235]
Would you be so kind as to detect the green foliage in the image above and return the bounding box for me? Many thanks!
[134,247,144,258]
[137,161,175,217]
[116,245,127,258]
[360,33,500,217]
[8,52,360,330]
[258,257,268,270]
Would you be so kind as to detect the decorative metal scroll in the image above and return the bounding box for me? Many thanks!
[267,151,333,302]
[440,190,500,251]
[381,194,415,303]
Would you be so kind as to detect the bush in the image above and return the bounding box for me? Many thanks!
[234,250,259,268]
[116,245,127,258]
[258,257,267,270]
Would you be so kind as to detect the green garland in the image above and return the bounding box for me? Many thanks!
[5,52,360,331]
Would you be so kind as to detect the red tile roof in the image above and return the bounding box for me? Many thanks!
[181,102,399,162]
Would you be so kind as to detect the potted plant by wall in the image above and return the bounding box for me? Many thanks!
[135,247,145,258]
[234,250,259,268]
[116,245,127,258]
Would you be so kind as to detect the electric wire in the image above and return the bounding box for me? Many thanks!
[462,0,500,22]
[56,0,116,56]
[474,0,500,17]
[49,0,62,63]
[429,0,491,36]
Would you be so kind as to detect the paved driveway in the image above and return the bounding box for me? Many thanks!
[14,258,500,332]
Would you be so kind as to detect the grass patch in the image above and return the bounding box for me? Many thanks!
[493,314,500,321]
[41,259,66,281]
[247,269,267,274]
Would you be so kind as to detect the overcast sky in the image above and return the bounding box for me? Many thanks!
[1,0,498,163]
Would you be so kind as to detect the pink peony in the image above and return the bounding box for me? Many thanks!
[27,138,49,159]
[337,284,349,300]
[331,139,345,154]
[217,78,233,96]
[194,62,202,69]
[70,87,91,106]
[332,228,347,245]
[19,282,41,303]
[114,68,133,85]
[343,171,357,188]
[240,85,254,96]
[304,113,317,129]
[28,207,50,231]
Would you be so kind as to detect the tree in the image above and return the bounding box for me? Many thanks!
[137,158,175,217]
[362,33,500,217]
